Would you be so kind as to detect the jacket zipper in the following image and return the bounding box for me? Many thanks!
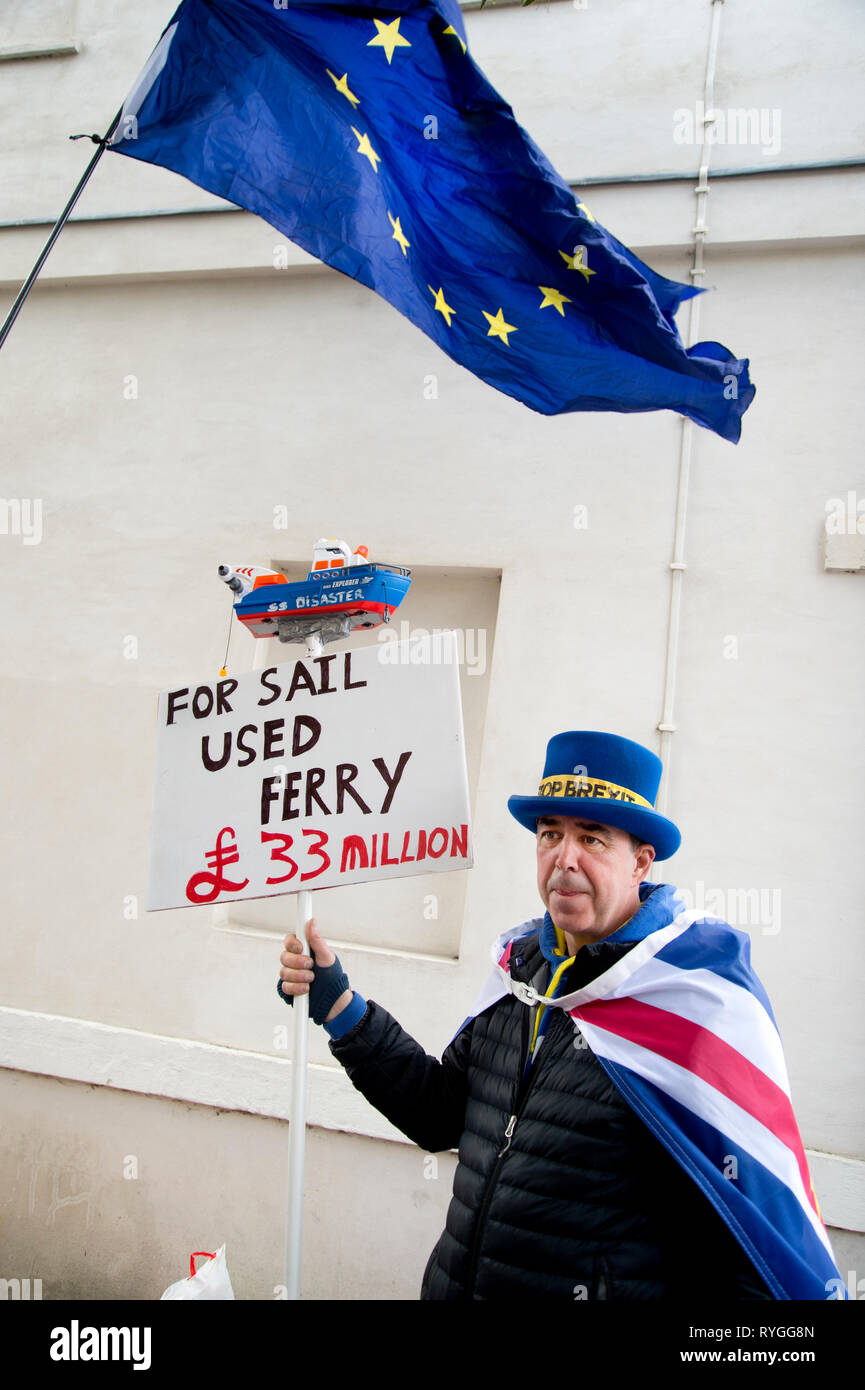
[498,1115,517,1156]
[463,997,552,1298]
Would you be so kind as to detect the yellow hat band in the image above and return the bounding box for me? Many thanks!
[537,774,653,809]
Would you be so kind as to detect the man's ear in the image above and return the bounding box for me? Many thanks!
[635,844,655,880]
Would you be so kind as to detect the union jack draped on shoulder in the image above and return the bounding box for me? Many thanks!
[464,891,845,1301]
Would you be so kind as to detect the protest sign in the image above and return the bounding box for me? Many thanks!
[148,633,472,910]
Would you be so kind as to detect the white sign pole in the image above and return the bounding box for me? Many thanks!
[287,883,310,1302]
[250,628,320,1300]
[286,631,321,1300]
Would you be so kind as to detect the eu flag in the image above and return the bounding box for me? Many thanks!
[110,0,755,441]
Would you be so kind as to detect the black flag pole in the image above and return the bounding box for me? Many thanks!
[0,108,123,355]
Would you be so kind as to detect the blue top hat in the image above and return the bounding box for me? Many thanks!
[507,731,681,861]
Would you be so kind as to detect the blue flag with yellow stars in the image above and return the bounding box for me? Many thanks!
[110,0,755,442]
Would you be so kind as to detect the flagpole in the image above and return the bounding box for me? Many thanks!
[285,628,322,1300]
[0,108,122,355]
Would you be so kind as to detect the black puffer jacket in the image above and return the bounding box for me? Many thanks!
[330,924,772,1300]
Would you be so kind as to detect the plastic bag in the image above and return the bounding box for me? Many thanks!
[160,1245,235,1300]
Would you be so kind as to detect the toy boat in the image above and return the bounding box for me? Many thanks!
[218,539,411,645]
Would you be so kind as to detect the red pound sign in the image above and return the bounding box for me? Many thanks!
[185,826,250,904]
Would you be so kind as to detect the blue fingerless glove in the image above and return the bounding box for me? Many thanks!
[276,954,351,1026]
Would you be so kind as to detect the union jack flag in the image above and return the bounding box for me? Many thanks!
[465,891,845,1301]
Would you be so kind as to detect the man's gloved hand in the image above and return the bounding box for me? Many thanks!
[277,918,352,1025]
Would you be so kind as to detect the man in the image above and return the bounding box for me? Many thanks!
[277,731,842,1300]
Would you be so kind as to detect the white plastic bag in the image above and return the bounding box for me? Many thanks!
[160,1245,235,1300]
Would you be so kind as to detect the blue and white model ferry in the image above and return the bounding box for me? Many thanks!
[218,538,411,645]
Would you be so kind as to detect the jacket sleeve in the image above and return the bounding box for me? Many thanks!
[328,998,474,1153]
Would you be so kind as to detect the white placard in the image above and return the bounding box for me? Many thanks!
[148,634,472,910]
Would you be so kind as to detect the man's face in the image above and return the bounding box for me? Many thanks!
[536,815,655,948]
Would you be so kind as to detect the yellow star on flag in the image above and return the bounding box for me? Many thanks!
[326,69,360,108]
[388,212,410,256]
[350,127,381,172]
[576,201,596,222]
[428,285,455,327]
[538,286,572,316]
[482,308,517,345]
[558,248,595,283]
[367,17,411,64]
[442,24,467,54]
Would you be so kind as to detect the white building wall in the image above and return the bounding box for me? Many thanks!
[1,0,863,1300]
